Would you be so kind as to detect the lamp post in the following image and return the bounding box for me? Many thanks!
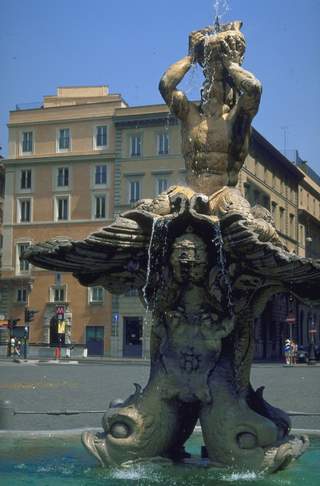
[308,314,317,365]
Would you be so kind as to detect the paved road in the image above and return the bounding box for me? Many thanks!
[0,361,319,431]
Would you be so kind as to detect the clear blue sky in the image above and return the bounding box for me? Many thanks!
[1,0,319,172]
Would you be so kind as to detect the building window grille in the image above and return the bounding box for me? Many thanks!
[157,133,169,155]
[58,128,70,150]
[57,198,69,221]
[95,165,107,185]
[22,131,33,153]
[130,135,141,157]
[19,199,31,222]
[17,288,27,303]
[57,167,69,187]
[157,178,168,195]
[95,195,106,219]
[17,243,30,273]
[21,169,32,190]
[130,180,140,203]
[96,126,107,147]
[90,286,103,303]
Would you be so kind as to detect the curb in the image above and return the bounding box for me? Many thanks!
[1,426,320,438]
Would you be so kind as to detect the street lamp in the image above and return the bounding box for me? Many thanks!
[308,314,317,365]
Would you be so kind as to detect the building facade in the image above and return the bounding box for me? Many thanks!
[1,87,319,359]
[1,86,127,354]
[110,104,319,360]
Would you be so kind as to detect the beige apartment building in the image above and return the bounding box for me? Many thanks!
[110,103,319,361]
[1,86,127,355]
[1,86,319,359]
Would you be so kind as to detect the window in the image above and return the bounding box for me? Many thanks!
[156,177,168,195]
[56,197,69,221]
[58,128,70,151]
[157,133,169,155]
[18,198,31,223]
[130,135,142,157]
[262,195,270,210]
[95,126,107,148]
[94,195,106,219]
[279,207,285,233]
[129,180,140,203]
[271,202,277,224]
[95,165,107,185]
[21,131,33,153]
[17,242,30,273]
[20,169,32,190]
[299,224,304,245]
[50,286,65,302]
[289,214,295,239]
[57,167,69,187]
[125,288,139,297]
[17,288,27,303]
[89,286,104,303]
[253,190,260,204]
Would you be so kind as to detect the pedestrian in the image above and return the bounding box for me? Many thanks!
[10,337,15,357]
[291,339,298,365]
[284,338,292,365]
[15,339,21,357]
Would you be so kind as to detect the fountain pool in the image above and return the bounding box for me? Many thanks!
[1,432,319,486]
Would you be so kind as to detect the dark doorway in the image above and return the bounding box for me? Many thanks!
[123,317,142,358]
[86,326,104,356]
[50,316,65,346]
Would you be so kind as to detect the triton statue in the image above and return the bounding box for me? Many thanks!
[25,21,319,473]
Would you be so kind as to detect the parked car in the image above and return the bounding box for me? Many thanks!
[297,345,320,363]
[297,346,308,363]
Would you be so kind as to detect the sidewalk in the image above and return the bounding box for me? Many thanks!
[0,356,151,366]
[1,355,319,367]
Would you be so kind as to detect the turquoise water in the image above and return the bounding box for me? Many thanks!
[0,434,319,485]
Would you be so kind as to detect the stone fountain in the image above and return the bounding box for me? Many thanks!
[25,21,320,473]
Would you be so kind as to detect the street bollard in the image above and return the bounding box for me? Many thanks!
[0,400,14,429]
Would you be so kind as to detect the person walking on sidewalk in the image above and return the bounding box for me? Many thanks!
[284,338,292,365]
[291,339,298,365]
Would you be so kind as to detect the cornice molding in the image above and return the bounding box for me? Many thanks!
[3,153,116,166]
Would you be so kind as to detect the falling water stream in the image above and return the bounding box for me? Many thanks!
[213,221,234,316]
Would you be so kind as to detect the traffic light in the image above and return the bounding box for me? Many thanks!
[8,319,20,329]
[24,307,39,323]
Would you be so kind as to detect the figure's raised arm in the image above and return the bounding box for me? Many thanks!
[159,30,209,120]
[159,56,192,120]
[220,34,262,119]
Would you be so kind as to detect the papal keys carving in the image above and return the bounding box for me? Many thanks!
[25,21,319,472]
